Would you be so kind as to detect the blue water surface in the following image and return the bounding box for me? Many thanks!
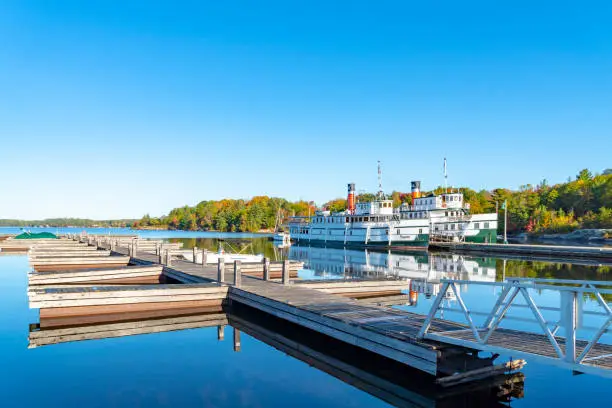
[0,255,386,407]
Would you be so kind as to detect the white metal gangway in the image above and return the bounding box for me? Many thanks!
[417,277,612,377]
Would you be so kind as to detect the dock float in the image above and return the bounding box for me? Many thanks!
[430,242,612,261]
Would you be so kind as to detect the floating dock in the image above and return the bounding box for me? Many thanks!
[14,234,612,385]
[430,242,612,262]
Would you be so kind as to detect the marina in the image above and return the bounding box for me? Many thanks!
[1,230,612,406]
[11,235,612,381]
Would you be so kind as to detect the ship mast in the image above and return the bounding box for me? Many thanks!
[444,157,448,193]
[377,160,384,200]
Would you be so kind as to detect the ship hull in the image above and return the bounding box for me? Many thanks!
[291,235,429,250]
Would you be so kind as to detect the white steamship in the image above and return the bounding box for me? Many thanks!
[288,178,497,249]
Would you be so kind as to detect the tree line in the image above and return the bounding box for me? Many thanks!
[0,218,136,228]
[135,168,611,234]
[135,197,315,232]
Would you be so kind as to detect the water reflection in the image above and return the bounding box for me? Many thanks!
[28,303,525,407]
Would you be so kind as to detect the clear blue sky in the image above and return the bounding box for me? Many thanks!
[1,1,610,219]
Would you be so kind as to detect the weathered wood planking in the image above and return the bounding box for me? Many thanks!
[39,299,226,319]
[429,325,612,371]
[229,282,441,375]
[31,256,130,271]
[29,265,163,285]
[30,251,113,258]
[30,284,229,308]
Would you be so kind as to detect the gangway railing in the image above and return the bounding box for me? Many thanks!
[417,278,612,376]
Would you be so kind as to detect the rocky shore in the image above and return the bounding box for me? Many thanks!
[511,229,612,245]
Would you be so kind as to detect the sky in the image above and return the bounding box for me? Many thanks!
[1,1,611,219]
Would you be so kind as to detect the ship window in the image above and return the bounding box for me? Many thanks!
[445,225,448,230]
[396,229,400,234]
[451,224,456,230]
[484,222,490,229]
[474,222,479,229]
[419,228,423,234]
[345,217,349,223]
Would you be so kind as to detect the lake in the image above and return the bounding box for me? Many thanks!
[1,228,611,406]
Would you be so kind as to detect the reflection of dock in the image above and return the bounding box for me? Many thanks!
[29,312,227,348]
[28,304,525,407]
[228,305,524,407]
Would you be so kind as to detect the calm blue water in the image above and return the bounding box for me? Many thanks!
[2,229,612,406]
[0,255,390,407]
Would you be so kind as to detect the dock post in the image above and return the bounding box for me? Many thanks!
[193,246,198,263]
[217,258,225,285]
[263,258,270,281]
[166,249,172,267]
[561,290,579,363]
[128,242,133,257]
[202,249,208,266]
[233,328,241,352]
[217,325,225,341]
[133,239,138,256]
[155,242,161,256]
[234,260,242,287]
[282,260,290,285]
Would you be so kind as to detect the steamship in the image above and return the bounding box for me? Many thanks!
[287,181,498,249]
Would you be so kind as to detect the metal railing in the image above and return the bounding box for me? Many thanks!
[417,278,612,374]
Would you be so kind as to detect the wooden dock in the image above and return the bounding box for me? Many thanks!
[17,234,612,382]
[430,242,612,261]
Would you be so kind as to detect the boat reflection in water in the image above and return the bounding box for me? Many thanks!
[287,244,497,304]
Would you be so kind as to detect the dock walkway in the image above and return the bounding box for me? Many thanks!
[110,241,612,377]
[21,236,612,380]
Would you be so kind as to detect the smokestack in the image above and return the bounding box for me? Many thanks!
[411,181,421,200]
[347,183,356,214]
